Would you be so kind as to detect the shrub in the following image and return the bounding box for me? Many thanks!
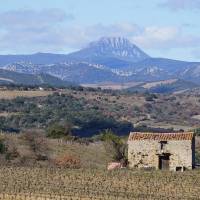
[5,147,19,160]
[196,150,200,164]
[194,128,200,136]
[46,123,72,139]
[100,129,128,165]
[100,129,122,144]
[22,131,47,153]
[54,154,81,169]
[145,93,157,101]
[19,131,49,163]
[0,139,6,154]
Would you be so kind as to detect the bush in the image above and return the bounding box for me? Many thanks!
[5,147,19,160]
[134,125,174,133]
[194,128,200,136]
[196,150,200,164]
[100,129,122,144]
[0,139,6,154]
[100,129,128,165]
[54,154,81,169]
[22,131,46,152]
[145,93,157,101]
[21,131,49,162]
[47,123,72,139]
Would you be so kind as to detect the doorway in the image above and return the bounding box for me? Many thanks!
[159,154,170,170]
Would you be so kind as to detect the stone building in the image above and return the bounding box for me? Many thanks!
[128,132,195,171]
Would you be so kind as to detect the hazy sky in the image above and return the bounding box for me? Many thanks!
[1,0,200,61]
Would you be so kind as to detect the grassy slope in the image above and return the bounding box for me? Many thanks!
[0,132,112,169]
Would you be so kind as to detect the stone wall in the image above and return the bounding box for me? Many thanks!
[128,139,194,171]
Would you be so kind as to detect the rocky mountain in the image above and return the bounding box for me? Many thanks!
[0,37,200,86]
[66,37,150,67]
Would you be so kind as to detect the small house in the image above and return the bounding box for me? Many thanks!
[128,132,195,171]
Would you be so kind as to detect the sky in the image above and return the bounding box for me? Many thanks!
[0,0,200,61]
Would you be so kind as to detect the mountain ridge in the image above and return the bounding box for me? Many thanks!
[0,37,200,87]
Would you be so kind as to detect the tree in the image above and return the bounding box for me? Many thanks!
[100,129,128,165]
[46,122,72,139]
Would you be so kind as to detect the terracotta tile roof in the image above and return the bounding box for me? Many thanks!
[128,132,194,141]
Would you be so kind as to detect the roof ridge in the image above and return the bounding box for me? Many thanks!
[130,132,193,134]
[128,132,194,141]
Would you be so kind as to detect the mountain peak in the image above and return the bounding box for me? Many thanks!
[86,37,150,62]
[91,37,130,47]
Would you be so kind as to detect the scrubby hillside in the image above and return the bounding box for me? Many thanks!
[1,85,200,135]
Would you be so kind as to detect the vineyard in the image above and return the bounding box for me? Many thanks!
[0,167,200,200]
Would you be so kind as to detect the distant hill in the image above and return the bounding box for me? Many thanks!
[0,69,72,86]
[126,79,199,93]
[0,53,69,65]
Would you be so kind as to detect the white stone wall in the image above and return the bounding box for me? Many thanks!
[128,139,194,171]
